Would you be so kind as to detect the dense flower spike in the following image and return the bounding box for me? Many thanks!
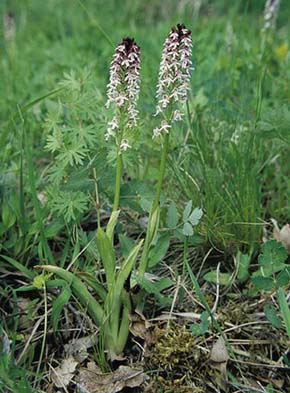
[263,0,280,31]
[106,37,141,143]
[153,23,192,137]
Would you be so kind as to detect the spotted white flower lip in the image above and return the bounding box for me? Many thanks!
[106,37,141,145]
[153,23,192,138]
[263,0,280,31]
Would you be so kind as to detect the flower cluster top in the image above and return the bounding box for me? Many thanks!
[263,0,280,31]
[154,23,192,137]
[106,37,141,149]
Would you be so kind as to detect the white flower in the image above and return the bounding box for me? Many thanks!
[153,24,192,138]
[263,0,280,31]
[153,120,171,138]
[108,116,119,130]
[120,139,131,151]
[172,110,183,122]
[154,23,192,137]
[106,37,141,140]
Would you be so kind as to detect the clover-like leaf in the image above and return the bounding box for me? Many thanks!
[182,200,192,222]
[167,201,178,229]
[183,222,193,236]
[258,240,288,276]
[188,207,203,226]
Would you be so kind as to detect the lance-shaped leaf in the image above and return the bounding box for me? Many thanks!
[78,272,107,301]
[96,227,116,291]
[35,265,104,326]
[106,210,120,243]
[147,207,160,245]
[52,285,72,333]
[109,240,143,346]
[114,240,143,299]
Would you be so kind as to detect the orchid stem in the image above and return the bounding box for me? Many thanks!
[138,132,169,277]
[113,148,123,212]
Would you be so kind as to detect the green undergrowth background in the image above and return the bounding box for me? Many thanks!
[1,0,290,391]
[1,0,290,265]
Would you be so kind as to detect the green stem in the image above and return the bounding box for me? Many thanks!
[34,283,48,388]
[138,132,169,277]
[152,132,169,212]
[113,149,123,212]
[255,65,267,127]
[93,167,101,228]
[182,236,188,277]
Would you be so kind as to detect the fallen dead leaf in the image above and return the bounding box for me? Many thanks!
[64,334,98,362]
[76,362,145,393]
[51,356,78,388]
[210,336,229,363]
[129,309,151,340]
[210,336,229,380]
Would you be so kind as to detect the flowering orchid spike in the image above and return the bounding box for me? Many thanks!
[106,37,141,145]
[263,0,280,31]
[154,23,192,137]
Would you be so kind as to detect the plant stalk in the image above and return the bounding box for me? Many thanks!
[113,147,123,212]
[34,282,48,388]
[138,132,169,276]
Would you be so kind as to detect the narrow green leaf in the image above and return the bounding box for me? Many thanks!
[35,265,104,326]
[264,305,282,329]
[147,206,160,245]
[59,240,70,268]
[52,286,72,333]
[277,288,290,338]
[106,210,120,243]
[96,227,116,290]
[115,240,143,298]
[78,272,107,301]
[1,255,35,279]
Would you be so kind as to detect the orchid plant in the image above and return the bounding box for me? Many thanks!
[37,24,193,357]
[138,23,192,276]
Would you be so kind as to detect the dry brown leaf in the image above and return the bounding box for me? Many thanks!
[210,336,229,363]
[272,220,290,254]
[64,334,98,362]
[278,224,290,253]
[76,362,144,393]
[51,356,78,388]
[129,309,151,340]
[210,336,229,380]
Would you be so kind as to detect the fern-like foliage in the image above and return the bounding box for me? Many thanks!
[44,69,108,224]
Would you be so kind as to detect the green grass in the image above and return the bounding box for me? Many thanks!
[0,0,290,391]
